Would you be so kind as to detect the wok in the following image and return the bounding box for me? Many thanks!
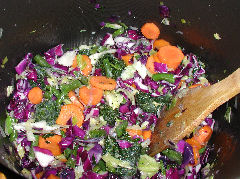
[0,0,240,178]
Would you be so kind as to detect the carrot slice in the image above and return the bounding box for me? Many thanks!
[153,39,170,50]
[186,138,201,150]
[122,54,133,66]
[71,55,92,76]
[38,135,62,156]
[47,174,60,179]
[90,76,117,90]
[79,86,103,106]
[146,55,157,74]
[141,23,160,40]
[192,147,200,166]
[28,87,43,104]
[36,171,44,179]
[126,129,143,137]
[68,91,84,111]
[152,53,161,63]
[193,125,213,146]
[0,172,7,179]
[157,45,184,70]
[72,55,78,68]
[188,84,203,89]
[142,130,152,140]
[81,55,92,76]
[56,104,84,128]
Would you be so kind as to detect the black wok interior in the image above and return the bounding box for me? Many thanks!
[0,0,240,178]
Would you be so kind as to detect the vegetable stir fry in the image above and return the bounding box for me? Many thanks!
[5,21,214,178]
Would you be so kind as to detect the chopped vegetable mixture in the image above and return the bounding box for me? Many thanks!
[5,21,214,179]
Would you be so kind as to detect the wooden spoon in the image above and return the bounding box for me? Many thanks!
[149,68,240,156]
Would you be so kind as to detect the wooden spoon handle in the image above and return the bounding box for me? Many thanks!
[149,68,240,156]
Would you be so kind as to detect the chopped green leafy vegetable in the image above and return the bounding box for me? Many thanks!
[99,104,120,126]
[138,154,161,179]
[135,92,172,114]
[95,54,126,80]
[162,149,183,165]
[34,100,60,125]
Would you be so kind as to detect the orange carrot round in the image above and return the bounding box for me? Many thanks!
[72,55,78,69]
[146,55,157,74]
[68,91,84,111]
[56,104,84,128]
[157,45,184,70]
[122,54,133,66]
[71,55,92,76]
[193,125,213,146]
[186,138,201,150]
[81,55,92,76]
[142,130,152,140]
[141,23,160,40]
[153,39,170,50]
[126,129,143,137]
[90,76,117,90]
[47,174,60,179]
[152,53,161,63]
[28,87,43,104]
[36,171,44,179]
[38,135,62,156]
[79,86,103,105]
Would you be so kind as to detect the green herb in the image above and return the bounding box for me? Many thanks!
[89,129,107,138]
[30,30,36,34]
[135,92,172,114]
[1,56,8,68]
[199,147,206,154]
[162,149,183,165]
[103,136,143,176]
[66,157,76,168]
[34,100,60,125]
[99,104,121,126]
[5,114,16,135]
[32,135,39,146]
[112,27,125,38]
[159,160,166,176]
[104,23,122,29]
[152,73,175,83]
[64,148,72,159]
[224,106,231,123]
[214,33,221,40]
[93,159,106,173]
[115,120,128,138]
[80,29,87,32]
[95,54,126,80]
[181,19,186,24]
[60,130,66,138]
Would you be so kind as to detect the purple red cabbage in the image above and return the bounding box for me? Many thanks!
[88,144,103,163]
[15,53,33,75]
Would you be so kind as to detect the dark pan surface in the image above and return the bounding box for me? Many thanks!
[0,0,240,178]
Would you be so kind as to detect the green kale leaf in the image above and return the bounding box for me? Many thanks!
[95,54,126,80]
[34,100,60,125]
[135,92,173,114]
